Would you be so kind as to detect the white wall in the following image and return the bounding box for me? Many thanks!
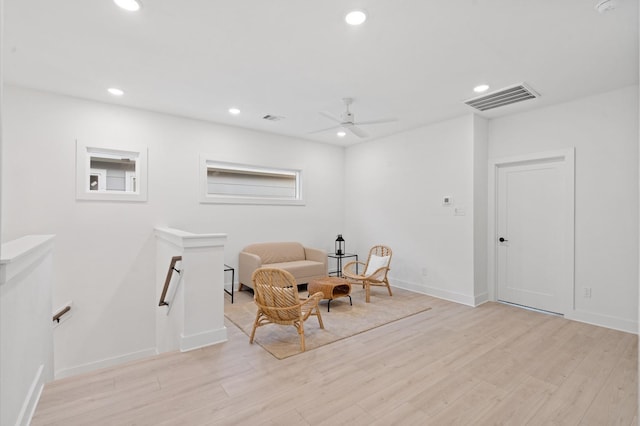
[488,86,639,332]
[472,115,489,304]
[1,235,55,426]
[2,86,345,376]
[345,86,638,332]
[3,84,637,379]
[155,228,228,353]
[345,115,478,305]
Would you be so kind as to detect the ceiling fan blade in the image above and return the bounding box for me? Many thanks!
[355,117,398,126]
[307,124,341,135]
[319,111,342,124]
[347,125,369,138]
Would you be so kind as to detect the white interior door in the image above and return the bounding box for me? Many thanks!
[496,155,573,314]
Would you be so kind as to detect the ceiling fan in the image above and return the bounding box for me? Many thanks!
[310,98,397,138]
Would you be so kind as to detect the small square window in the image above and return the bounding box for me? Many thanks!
[76,141,147,202]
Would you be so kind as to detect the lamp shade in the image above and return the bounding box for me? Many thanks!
[335,234,345,255]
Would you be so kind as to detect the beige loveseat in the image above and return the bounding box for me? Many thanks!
[238,242,328,290]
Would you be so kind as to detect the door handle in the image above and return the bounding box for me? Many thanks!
[499,237,508,242]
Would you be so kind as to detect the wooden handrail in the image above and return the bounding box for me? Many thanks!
[53,305,71,323]
[159,256,182,307]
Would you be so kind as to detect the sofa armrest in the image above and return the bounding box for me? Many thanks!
[238,251,262,289]
[304,247,328,272]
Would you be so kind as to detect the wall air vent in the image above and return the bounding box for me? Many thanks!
[464,83,539,111]
[262,114,285,121]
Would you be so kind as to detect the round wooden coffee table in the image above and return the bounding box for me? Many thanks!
[308,277,352,312]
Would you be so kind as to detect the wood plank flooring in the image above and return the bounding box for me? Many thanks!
[32,290,638,425]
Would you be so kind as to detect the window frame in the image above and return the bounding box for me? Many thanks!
[199,157,304,205]
[76,141,148,202]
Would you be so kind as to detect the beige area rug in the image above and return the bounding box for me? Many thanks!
[224,286,431,359]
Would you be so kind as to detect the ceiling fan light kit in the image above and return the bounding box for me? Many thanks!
[310,97,397,139]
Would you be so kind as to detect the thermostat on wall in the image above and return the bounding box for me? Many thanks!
[443,196,452,205]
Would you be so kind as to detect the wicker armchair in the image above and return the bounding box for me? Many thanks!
[250,268,325,351]
[342,245,393,303]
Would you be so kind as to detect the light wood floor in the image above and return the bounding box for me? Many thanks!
[32,290,638,425]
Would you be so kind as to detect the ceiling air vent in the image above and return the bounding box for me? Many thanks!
[262,114,285,121]
[464,83,539,111]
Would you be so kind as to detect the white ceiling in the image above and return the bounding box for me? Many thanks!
[3,0,639,146]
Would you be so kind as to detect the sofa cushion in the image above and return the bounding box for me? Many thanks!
[266,260,326,280]
[244,242,306,264]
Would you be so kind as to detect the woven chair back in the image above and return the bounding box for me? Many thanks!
[368,245,392,259]
[252,268,301,322]
[364,245,393,280]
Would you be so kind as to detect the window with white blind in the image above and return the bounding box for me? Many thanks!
[200,159,303,205]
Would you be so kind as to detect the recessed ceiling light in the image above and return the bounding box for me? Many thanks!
[337,130,347,137]
[473,84,490,93]
[345,10,367,26]
[114,0,142,11]
[107,87,124,96]
[228,107,241,115]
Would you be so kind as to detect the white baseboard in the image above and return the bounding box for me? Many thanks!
[54,347,158,380]
[474,292,489,306]
[393,279,478,307]
[393,280,637,334]
[54,327,230,379]
[566,310,638,334]
[16,364,44,426]
[180,326,228,352]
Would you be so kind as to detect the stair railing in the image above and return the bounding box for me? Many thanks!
[52,305,71,323]
[159,256,182,307]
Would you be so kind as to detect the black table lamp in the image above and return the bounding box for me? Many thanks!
[335,234,345,255]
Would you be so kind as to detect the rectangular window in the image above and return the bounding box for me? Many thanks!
[89,155,136,192]
[76,141,147,202]
[200,159,303,205]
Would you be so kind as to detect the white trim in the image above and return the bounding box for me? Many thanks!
[154,227,227,249]
[54,347,158,379]
[16,364,45,426]
[180,327,228,352]
[474,292,489,306]
[76,140,148,202]
[198,156,305,205]
[487,148,575,314]
[392,279,478,307]
[0,235,55,285]
[125,170,137,192]
[566,310,638,334]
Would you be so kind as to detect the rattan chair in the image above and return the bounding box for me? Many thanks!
[342,245,393,303]
[250,268,324,351]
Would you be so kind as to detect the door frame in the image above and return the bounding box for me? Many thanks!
[487,148,575,314]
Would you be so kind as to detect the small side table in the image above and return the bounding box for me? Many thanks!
[308,277,352,312]
[224,264,235,304]
[328,253,358,278]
